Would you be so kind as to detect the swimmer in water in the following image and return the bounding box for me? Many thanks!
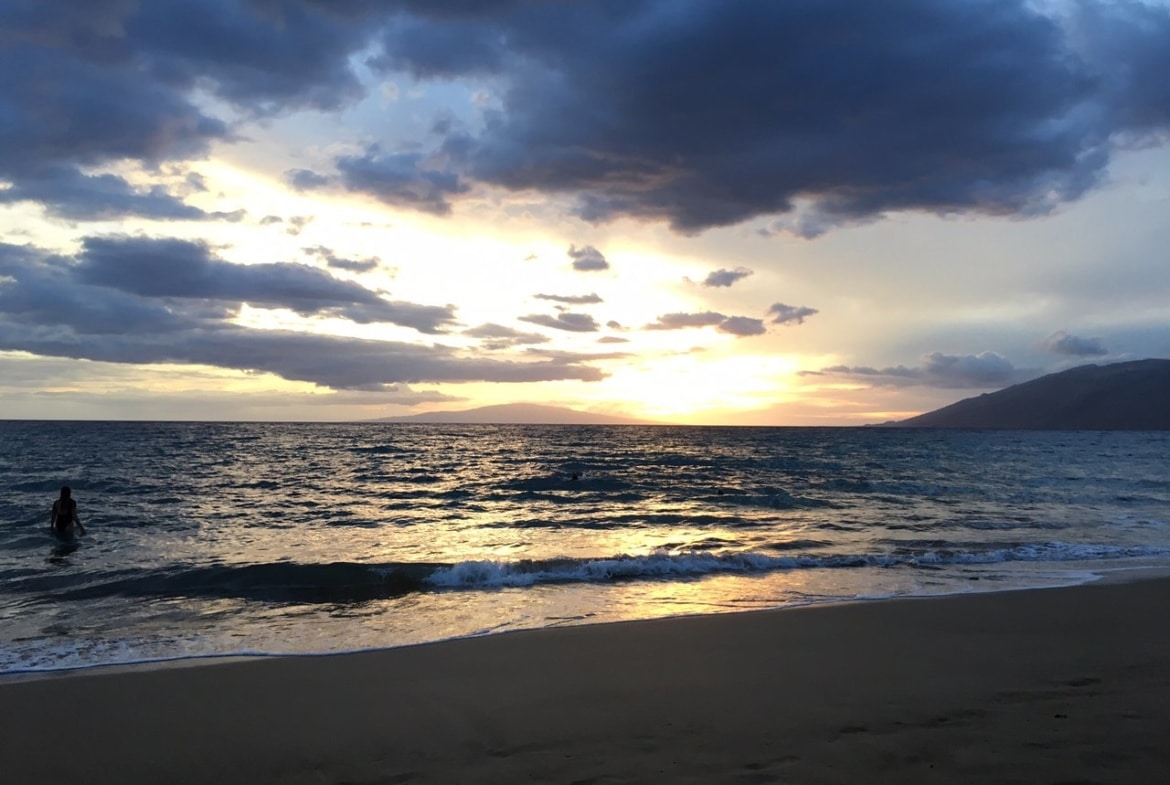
[50,486,86,537]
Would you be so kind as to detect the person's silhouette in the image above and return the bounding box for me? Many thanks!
[51,486,86,536]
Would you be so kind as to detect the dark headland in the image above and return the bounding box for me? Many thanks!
[895,359,1170,429]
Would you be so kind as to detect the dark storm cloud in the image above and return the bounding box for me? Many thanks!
[567,245,609,272]
[125,1,370,112]
[0,242,214,336]
[10,1,1170,236]
[0,31,227,177]
[333,148,469,215]
[819,351,1031,389]
[702,268,753,288]
[519,312,600,333]
[0,240,603,389]
[533,292,602,305]
[372,14,507,78]
[0,0,375,217]
[1041,330,1108,357]
[366,0,1170,234]
[1065,0,1170,133]
[0,166,242,222]
[768,303,818,326]
[73,236,456,333]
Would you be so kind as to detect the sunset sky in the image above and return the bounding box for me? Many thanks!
[2,0,1168,424]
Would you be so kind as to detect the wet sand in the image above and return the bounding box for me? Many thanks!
[3,576,1169,784]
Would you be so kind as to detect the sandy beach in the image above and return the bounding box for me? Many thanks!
[3,576,1169,784]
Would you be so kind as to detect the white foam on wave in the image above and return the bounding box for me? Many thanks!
[423,542,1170,589]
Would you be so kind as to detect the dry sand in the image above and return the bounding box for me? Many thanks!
[3,577,1170,784]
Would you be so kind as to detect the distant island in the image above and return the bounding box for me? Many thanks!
[369,403,659,425]
[894,359,1170,429]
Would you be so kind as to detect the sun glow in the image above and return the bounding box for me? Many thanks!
[596,352,803,420]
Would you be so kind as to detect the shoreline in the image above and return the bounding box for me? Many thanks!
[4,573,1170,783]
[0,561,1127,683]
[6,561,1167,683]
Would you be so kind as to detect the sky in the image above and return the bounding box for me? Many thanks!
[1,0,1168,425]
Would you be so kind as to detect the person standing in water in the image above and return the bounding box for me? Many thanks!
[51,486,86,536]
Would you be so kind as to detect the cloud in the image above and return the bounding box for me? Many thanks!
[920,352,1019,386]
[597,336,629,344]
[259,215,315,236]
[768,302,818,326]
[533,292,602,305]
[524,347,631,363]
[0,165,245,222]
[702,267,753,288]
[125,2,370,112]
[819,351,1030,389]
[71,235,455,332]
[0,242,215,337]
[0,1,380,217]
[464,322,550,350]
[378,0,1170,234]
[645,311,763,337]
[332,148,469,215]
[8,1,1170,238]
[567,244,609,271]
[304,245,381,273]
[646,312,727,330]
[717,316,766,337]
[0,29,228,178]
[287,169,332,191]
[0,240,603,390]
[519,312,600,332]
[0,323,604,391]
[371,11,509,78]
[285,216,313,236]
[1040,330,1108,357]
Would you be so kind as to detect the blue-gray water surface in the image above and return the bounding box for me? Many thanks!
[1,422,1168,674]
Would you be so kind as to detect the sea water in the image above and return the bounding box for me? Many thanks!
[1,421,1168,675]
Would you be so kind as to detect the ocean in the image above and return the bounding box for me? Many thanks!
[1,421,1168,676]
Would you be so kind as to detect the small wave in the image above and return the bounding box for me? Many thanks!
[719,488,835,510]
[770,538,835,551]
[500,475,634,493]
[814,477,874,493]
[350,445,409,455]
[4,542,1165,606]
[425,541,1170,589]
[2,562,437,605]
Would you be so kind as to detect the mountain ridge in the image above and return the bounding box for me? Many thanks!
[894,359,1170,429]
